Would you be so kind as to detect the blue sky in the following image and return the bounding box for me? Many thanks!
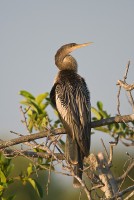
[0,1,134,149]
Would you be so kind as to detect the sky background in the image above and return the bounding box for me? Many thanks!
[0,1,134,152]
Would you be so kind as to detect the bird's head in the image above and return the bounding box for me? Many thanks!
[55,42,93,71]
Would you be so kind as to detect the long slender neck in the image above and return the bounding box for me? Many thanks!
[55,49,78,72]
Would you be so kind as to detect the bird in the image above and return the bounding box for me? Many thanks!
[50,42,92,188]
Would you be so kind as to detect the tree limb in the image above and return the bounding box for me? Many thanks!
[2,149,64,160]
[110,185,134,200]
[0,114,134,150]
[0,128,64,149]
[91,114,134,128]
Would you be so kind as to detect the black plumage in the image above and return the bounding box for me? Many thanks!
[50,42,92,187]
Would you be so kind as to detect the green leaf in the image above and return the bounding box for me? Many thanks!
[108,123,114,131]
[0,169,6,183]
[120,122,126,130]
[0,185,5,193]
[35,93,49,105]
[91,107,101,120]
[28,119,34,133]
[30,100,43,114]
[20,99,43,114]
[41,117,48,127]
[27,163,33,177]
[19,90,35,100]
[19,99,31,106]
[97,101,103,111]
[114,122,120,129]
[99,110,109,119]
[28,178,43,198]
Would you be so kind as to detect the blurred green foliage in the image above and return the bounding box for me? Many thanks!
[0,153,43,200]
[0,153,14,200]
[91,101,134,139]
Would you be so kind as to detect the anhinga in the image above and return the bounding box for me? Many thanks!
[50,42,92,187]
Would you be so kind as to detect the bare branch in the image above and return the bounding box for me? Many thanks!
[90,184,103,191]
[117,86,122,115]
[124,190,134,200]
[117,60,130,115]
[20,106,31,133]
[123,60,130,81]
[85,153,119,199]
[2,148,64,160]
[117,79,134,112]
[108,137,118,165]
[101,138,109,159]
[0,114,134,150]
[73,175,92,200]
[97,152,119,198]
[91,114,134,128]
[110,185,134,199]
[0,128,64,149]
[117,161,134,183]
[117,80,134,91]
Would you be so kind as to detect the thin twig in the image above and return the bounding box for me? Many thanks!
[90,184,103,191]
[108,137,118,165]
[124,190,134,200]
[117,161,134,183]
[124,61,130,81]
[117,86,121,115]
[110,185,134,199]
[101,138,109,159]
[127,91,134,113]
[20,106,31,133]
[73,175,92,200]
[117,60,130,115]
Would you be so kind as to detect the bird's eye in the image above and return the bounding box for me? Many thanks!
[71,43,76,47]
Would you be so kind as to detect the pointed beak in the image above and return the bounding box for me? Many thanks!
[77,42,93,48]
[71,42,93,51]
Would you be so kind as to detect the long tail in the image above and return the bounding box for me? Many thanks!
[73,148,83,188]
[65,135,84,188]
